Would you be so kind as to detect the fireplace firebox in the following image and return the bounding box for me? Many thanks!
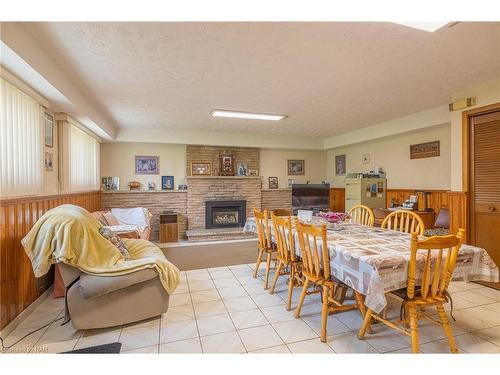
[205,200,246,229]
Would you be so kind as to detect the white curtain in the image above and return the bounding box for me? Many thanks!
[64,123,99,192]
[0,78,43,198]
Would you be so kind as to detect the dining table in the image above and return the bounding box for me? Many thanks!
[243,216,499,314]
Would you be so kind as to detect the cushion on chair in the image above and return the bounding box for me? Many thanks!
[99,227,131,260]
[424,228,450,237]
[78,268,158,299]
[103,212,120,226]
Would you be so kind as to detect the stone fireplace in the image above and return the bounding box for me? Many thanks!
[205,200,246,229]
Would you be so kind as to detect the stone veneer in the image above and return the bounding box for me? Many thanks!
[187,176,262,230]
[261,189,292,213]
[186,145,259,176]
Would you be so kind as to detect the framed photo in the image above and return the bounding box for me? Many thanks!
[410,141,440,159]
[101,177,119,191]
[44,113,54,148]
[268,177,279,189]
[236,163,248,176]
[162,175,174,190]
[287,179,294,188]
[335,154,346,175]
[248,169,258,176]
[44,152,53,171]
[287,159,305,175]
[135,156,159,175]
[362,153,370,164]
[148,182,156,190]
[190,161,212,176]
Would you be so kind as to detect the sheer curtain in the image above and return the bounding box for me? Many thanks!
[0,78,43,198]
[61,122,99,192]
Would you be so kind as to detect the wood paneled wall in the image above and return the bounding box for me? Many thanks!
[0,191,101,330]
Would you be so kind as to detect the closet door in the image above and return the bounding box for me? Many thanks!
[470,110,500,289]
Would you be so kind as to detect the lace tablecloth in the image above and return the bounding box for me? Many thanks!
[244,217,498,313]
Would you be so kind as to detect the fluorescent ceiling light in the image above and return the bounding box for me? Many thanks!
[211,109,286,121]
[394,22,450,32]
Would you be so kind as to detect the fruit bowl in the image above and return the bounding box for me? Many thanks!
[318,211,350,223]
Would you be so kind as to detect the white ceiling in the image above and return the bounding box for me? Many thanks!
[22,22,500,138]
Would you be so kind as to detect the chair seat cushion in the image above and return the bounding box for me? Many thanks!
[78,268,158,299]
[424,228,449,237]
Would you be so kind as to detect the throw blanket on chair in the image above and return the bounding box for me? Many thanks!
[111,207,150,230]
[21,204,180,294]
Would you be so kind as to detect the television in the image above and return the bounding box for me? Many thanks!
[292,183,330,214]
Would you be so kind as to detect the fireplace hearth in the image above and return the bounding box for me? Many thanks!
[205,200,246,229]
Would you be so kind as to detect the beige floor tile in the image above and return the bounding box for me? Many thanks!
[193,300,228,317]
[453,290,497,306]
[33,295,65,313]
[260,305,296,324]
[189,280,216,292]
[191,289,221,304]
[360,329,409,353]
[16,310,61,330]
[474,287,500,302]
[453,306,500,332]
[172,283,189,295]
[187,272,212,283]
[334,309,366,331]
[123,345,159,354]
[301,313,351,336]
[475,325,500,346]
[230,309,269,330]
[288,338,335,353]
[169,292,192,307]
[447,281,483,293]
[224,296,258,313]
[483,302,500,313]
[37,320,82,345]
[159,319,198,344]
[159,338,202,353]
[31,339,78,354]
[119,324,159,351]
[74,327,122,350]
[326,332,378,354]
[243,283,269,296]
[209,268,234,280]
[251,293,286,308]
[272,319,318,344]
[453,333,500,353]
[238,325,284,352]
[249,345,291,354]
[200,331,245,353]
[1,327,47,354]
[420,339,466,353]
[213,277,241,289]
[196,314,235,337]
[218,285,248,299]
[161,305,195,323]
[186,269,210,276]
[122,316,159,330]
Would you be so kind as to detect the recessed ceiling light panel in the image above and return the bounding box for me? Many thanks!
[211,109,286,121]
[394,22,450,32]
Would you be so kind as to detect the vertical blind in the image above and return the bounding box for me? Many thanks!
[0,78,43,198]
[64,123,99,192]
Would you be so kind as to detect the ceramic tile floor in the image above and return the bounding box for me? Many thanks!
[3,262,500,354]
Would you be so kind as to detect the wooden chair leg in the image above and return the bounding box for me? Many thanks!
[358,308,373,339]
[408,305,419,353]
[269,261,283,294]
[253,249,264,278]
[436,305,458,353]
[263,252,272,289]
[354,291,372,334]
[294,278,310,318]
[286,264,295,311]
[320,286,330,343]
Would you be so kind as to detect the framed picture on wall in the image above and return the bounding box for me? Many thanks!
[162,175,174,190]
[190,161,212,176]
[335,154,346,175]
[44,152,53,171]
[287,159,305,175]
[135,156,159,174]
[236,163,248,176]
[44,113,54,148]
[268,177,279,189]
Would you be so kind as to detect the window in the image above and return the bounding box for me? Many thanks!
[60,121,99,192]
[0,78,43,198]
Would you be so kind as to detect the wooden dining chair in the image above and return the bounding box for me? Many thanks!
[381,210,425,236]
[269,214,303,310]
[294,219,370,342]
[271,209,292,217]
[253,208,276,289]
[358,229,466,353]
[347,204,375,226]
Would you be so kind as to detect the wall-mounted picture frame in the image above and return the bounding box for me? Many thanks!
[236,163,248,176]
[362,153,370,164]
[268,177,279,189]
[148,182,156,190]
[190,161,212,176]
[44,152,53,171]
[101,177,120,191]
[248,169,258,176]
[44,113,54,148]
[287,179,295,188]
[135,155,159,175]
[162,175,174,190]
[287,159,305,175]
[410,141,440,159]
[335,154,346,175]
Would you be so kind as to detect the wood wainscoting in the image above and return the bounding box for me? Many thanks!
[0,191,101,330]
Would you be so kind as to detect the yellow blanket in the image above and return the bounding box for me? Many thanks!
[21,204,180,295]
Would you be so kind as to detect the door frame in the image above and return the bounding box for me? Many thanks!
[463,102,500,244]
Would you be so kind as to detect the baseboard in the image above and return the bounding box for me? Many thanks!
[0,286,54,339]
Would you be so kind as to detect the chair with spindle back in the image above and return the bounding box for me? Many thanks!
[381,210,425,236]
[358,229,466,353]
[253,208,276,289]
[269,214,303,310]
[270,209,292,217]
[347,204,375,226]
[294,219,370,342]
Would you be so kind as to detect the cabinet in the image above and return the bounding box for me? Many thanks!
[345,177,386,212]
[160,213,178,243]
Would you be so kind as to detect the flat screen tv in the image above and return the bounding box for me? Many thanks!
[292,183,330,213]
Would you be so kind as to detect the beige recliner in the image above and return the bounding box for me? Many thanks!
[58,263,170,330]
